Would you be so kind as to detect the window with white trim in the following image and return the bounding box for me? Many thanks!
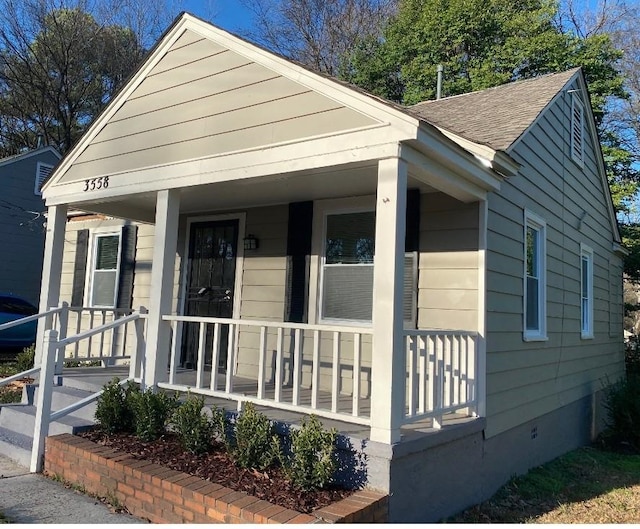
[524,210,547,340]
[318,208,416,325]
[571,94,584,165]
[580,244,594,339]
[88,232,122,307]
[34,162,54,195]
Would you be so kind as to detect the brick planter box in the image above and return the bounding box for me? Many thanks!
[44,434,388,523]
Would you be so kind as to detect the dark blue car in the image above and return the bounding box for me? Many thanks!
[0,294,38,349]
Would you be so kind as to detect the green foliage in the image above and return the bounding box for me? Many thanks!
[128,388,178,442]
[600,375,640,452]
[283,415,337,491]
[15,345,35,372]
[94,378,138,434]
[171,393,216,454]
[232,402,281,470]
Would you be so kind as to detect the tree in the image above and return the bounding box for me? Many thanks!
[240,0,397,76]
[0,0,183,155]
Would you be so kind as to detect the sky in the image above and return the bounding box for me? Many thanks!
[182,0,256,34]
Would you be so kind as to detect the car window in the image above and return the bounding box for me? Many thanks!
[0,297,37,315]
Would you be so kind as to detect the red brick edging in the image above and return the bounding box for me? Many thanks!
[44,434,388,523]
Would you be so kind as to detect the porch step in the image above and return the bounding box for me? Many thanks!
[0,404,94,437]
[26,384,99,421]
[0,425,32,468]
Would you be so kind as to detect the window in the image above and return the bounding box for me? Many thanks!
[89,233,121,307]
[318,208,416,325]
[34,162,54,195]
[571,94,584,165]
[524,210,546,340]
[580,244,594,339]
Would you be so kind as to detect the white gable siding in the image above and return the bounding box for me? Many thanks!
[485,81,624,438]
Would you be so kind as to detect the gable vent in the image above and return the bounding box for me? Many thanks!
[571,94,584,166]
[34,162,54,195]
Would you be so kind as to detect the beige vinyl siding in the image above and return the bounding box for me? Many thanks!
[485,81,624,438]
[417,193,479,332]
[59,30,378,184]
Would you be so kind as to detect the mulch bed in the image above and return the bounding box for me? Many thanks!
[78,429,354,514]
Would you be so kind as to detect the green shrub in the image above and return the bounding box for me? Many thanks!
[129,388,179,442]
[232,402,280,470]
[283,415,337,491]
[601,374,640,452]
[171,394,216,454]
[16,345,35,372]
[95,378,138,434]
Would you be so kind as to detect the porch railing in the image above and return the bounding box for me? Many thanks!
[403,330,478,428]
[161,315,373,425]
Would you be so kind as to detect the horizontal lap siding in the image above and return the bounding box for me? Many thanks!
[485,83,624,438]
[418,193,479,332]
[59,30,378,184]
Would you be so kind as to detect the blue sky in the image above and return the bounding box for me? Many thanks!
[182,1,256,33]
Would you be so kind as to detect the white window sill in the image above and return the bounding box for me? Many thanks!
[580,332,594,340]
[523,333,549,342]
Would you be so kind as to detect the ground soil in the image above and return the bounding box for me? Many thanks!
[78,429,353,514]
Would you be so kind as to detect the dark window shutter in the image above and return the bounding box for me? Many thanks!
[71,230,89,307]
[117,224,137,310]
[405,188,420,252]
[284,201,313,323]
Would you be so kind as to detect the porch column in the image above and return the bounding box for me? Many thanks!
[144,189,180,389]
[35,204,68,365]
[370,157,407,444]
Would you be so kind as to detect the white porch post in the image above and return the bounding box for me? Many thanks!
[144,189,180,389]
[370,156,407,444]
[35,204,68,365]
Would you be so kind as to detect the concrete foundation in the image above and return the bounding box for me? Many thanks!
[361,390,607,522]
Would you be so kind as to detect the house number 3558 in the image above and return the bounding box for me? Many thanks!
[83,176,109,192]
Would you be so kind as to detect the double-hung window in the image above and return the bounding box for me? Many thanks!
[580,244,594,339]
[317,202,416,326]
[89,233,122,307]
[524,210,547,340]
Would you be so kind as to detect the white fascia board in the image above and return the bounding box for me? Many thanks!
[613,242,629,257]
[44,126,403,206]
[413,126,503,193]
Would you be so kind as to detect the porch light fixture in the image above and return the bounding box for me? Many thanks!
[243,234,259,251]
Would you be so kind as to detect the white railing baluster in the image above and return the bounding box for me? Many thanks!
[168,320,178,385]
[225,323,235,393]
[292,328,302,406]
[74,311,81,358]
[427,335,435,413]
[210,323,220,391]
[407,335,417,417]
[275,327,283,403]
[352,333,361,417]
[418,335,426,414]
[331,331,340,414]
[311,330,320,410]
[196,322,206,389]
[257,326,267,399]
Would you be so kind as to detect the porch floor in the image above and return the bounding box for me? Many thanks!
[54,366,477,442]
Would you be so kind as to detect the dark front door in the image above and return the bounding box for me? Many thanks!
[181,219,239,369]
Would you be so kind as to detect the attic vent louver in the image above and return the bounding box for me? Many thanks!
[34,162,54,195]
[571,93,584,166]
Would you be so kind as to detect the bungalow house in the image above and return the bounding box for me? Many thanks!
[34,13,624,522]
[0,146,60,306]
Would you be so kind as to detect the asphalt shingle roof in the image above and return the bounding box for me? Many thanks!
[407,68,580,151]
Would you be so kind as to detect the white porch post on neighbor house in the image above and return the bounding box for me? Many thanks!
[370,156,408,444]
[35,204,68,365]
[144,189,180,389]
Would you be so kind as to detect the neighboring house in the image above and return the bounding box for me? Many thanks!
[0,146,61,305]
[36,13,624,522]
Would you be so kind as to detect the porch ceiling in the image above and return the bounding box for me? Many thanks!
[68,161,439,223]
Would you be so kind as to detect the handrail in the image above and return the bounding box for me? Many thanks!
[50,377,134,422]
[57,311,143,347]
[0,306,66,332]
[0,367,41,387]
[403,329,479,338]
[162,314,373,335]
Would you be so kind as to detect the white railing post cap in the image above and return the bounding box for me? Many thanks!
[44,329,58,341]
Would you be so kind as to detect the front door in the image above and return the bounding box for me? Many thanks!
[181,219,239,368]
